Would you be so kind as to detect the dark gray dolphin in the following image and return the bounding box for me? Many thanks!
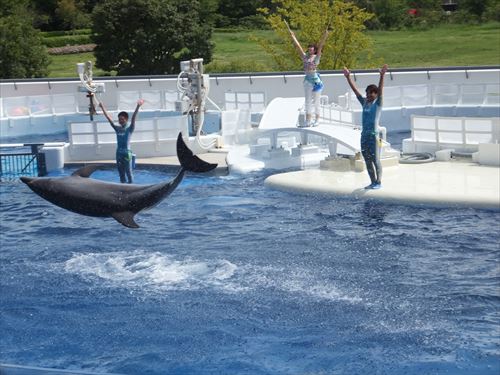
[20,133,217,228]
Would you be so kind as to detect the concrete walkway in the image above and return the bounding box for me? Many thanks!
[265,160,500,210]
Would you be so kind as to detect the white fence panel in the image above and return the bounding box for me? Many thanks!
[53,93,78,114]
[409,115,499,152]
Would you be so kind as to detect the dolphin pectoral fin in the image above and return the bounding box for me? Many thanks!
[112,211,140,228]
[72,164,106,178]
[176,133,218,173]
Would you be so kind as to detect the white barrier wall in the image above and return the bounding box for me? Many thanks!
[66,116,189,161]
[402,115,500,153]
[2,68,498,110]
[1,67,499,138]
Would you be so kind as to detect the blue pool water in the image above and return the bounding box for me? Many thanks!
[1,167,499,375]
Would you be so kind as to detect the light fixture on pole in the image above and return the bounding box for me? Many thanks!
[76,61,105,121]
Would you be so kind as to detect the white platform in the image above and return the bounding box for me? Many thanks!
[227,144,330,174]
[265,160,500,210]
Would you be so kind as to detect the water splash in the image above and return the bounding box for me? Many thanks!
[63,250,361,303]
[64,251,237,292]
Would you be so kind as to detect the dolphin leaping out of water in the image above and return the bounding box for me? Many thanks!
[20,133,217,228]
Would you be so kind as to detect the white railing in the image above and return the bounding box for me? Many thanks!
[348,83,500,110]
[1,93,78,118]
[1,67,499,140]
[319,103,354,126]
[117,90,180,112]
[69,116,188,146]
[0,91,182,120]
[67,116,190,161]
[405,115,500,153]
[0,89,263,120]
[66,111,246,160]
[224,91,266,112]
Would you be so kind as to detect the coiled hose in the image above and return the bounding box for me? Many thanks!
[399,152,435,164]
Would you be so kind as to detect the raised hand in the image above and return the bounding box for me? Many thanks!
[326,18,332,31]
[343,67,351,77]
[284,20,292,34]
[380,64,388,75]
[137,99,145,106]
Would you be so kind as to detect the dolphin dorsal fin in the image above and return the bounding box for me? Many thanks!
[72,165,104,178]
[112,211,140,228]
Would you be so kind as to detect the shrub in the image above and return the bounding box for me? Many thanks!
[205,59,268,73]
[41,29,91,37]
[43,34,92,48]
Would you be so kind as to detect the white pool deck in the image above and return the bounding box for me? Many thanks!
[265,160,500,210]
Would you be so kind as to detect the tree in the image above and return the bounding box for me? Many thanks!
[30,0,90,30]
[198,0,220,27]
[256,0,376,71]
[371,0,407,29]
[30,0,58,30]
[82,0,100,13]
[406,0,441,10]
[350,0,445,30]
[91,0,213,75]
[216,0,265,26]
[0,0,50,78]
[54,0,90,30]
[460,0,491,18]
[484,0,500,21]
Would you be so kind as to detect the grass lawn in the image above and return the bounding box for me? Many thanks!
[360,22,500,68]
[204,29,282,72]
[47,22,500,78]
[48,52,114,78]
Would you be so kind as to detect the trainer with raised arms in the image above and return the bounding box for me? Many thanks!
[97,96,144,183]
[343,64,388,189]
[286,20,330,127]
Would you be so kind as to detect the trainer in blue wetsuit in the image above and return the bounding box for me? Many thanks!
[97,97,144,183]
[357,93,382,187]
[115,124,134,183]
[343,64,388,189]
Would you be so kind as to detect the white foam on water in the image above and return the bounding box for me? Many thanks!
[240,265,363,303]
[63,251,361,303]
[64,251,239,292]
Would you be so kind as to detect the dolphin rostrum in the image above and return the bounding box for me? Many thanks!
[20,133,217,228]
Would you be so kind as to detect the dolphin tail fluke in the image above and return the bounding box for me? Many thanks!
[112,211,140,228]
[176,133,218,173]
